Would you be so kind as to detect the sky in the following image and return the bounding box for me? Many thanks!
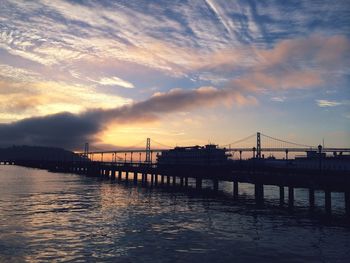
[0,0,349,151]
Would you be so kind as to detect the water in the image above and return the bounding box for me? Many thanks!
[0,166,349,262]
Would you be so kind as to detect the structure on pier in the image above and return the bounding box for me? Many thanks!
[157,144,231,166]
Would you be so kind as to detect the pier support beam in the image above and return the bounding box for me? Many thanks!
[111,170,116,181]
[345,191,350,217]
[279,186,284,206]
[125,171,129,182]
[133,172,138,184]
[288,187,294,209]
[196,178,202,190]
[254,183,264,206]
[233,181,238,200]
[161,175,164,185]
[325,189,331,215]
[180,177,184,187]
[106,169,111,179]
[172,176,176,186]
[154,174,158,186]
[309,188,315,210]
[166,176,170,186]
[118,171,122,181]
[213,179,219,192]
[185,177,188,187]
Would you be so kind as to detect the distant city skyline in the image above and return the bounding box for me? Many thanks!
[0,0,349,150]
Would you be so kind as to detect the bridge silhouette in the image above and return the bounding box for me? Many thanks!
[80,132,350,163]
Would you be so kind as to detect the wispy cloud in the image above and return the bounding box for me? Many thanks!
[0,0,349,147]
[1,1,349,87]
[271,96,286,102]
[316,100,349,107]
[0,64,41,83]
[93,76,134,88]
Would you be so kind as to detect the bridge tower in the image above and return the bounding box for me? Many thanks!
[145,138,151,163]
[256,132,261,159]
[84,142,89,158]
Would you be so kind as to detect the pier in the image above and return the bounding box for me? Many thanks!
[5,158,349,217]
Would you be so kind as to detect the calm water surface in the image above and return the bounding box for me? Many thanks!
[0,165,349,262]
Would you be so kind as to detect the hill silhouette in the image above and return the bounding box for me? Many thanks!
[0,145,83,161]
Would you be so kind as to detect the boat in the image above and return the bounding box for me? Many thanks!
[157,144,231,166]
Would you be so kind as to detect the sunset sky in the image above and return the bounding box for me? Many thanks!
[0,0,349,150]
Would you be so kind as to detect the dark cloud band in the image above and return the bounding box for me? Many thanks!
[0,87,253,149]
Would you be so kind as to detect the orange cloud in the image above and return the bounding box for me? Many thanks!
[256,35,350,70]
[227,35,349,92]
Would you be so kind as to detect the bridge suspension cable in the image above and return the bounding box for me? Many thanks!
[222,133,256,147]
[150,139,172,149]
[260,133,313,148]
[115,139,147,150]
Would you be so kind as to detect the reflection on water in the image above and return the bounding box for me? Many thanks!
[0,165,349,262]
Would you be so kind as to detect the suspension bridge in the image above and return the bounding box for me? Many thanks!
[80,132,350,163]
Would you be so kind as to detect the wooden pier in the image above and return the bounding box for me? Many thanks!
[3,159,350,217]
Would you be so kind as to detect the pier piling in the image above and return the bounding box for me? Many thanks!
[133,172,138,184]
[213,179,219,192]
[325,189,331,215]
[288,187,294,209]
[196,178,202,190]
[154,174,158,186]
[254,183,264,206]
[279,186,284,206]
[233,181,238,200]
[166,176,170,186]
[345,191,350,217]
[309,189,315,210]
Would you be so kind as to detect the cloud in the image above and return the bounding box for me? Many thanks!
[316,100,349,107]
[225,34,350,94]
[0,0,349,149]
[0,64,41,83]
[0,86,256,149]
[1,0,349,90]
[0,79,132,121]
[271,96,286,102]
[255,35,350,71]
[94,76,134,88]
[0,112,99,149]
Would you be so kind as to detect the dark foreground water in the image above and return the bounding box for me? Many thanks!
[0,166,349,262]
